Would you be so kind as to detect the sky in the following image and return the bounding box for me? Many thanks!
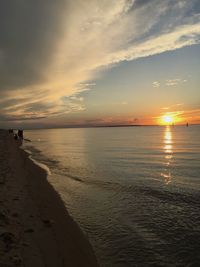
[0,0,200,128]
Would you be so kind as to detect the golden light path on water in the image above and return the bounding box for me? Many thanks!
[161,126,173,184]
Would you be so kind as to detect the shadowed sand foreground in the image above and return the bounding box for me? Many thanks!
[0,130,99,267]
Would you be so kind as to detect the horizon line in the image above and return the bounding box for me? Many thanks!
[2,123,200,131]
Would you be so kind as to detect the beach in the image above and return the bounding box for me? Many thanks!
[0,130,99,267]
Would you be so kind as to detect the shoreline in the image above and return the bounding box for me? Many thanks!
[0,130,99,267]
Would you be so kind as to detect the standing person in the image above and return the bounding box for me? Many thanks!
[17,129,24,140]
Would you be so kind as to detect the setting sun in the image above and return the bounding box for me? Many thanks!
[157,110,186,125]
[162,115,173,124]
[158,114,176,125]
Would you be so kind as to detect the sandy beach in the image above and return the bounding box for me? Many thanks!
[0,130,99,267]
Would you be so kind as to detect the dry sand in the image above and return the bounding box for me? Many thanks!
[0,130,99,267]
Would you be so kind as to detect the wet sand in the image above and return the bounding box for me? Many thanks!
[0,130,99,267]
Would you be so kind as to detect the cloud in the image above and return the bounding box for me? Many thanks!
[176,108,200,123]
[152,81,160,88]
[162,103,184,110]
[153,78,188,87]
[0,0,200,124]
[176,103,184,106]
[165,78,188,86]
[162,102,184,109]
[165,79,181,86]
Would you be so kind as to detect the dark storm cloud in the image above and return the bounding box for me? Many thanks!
[0,0,67,91]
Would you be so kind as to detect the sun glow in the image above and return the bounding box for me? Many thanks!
[162,115,173,124]
[158,113,180,125]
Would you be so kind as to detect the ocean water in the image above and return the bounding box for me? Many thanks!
[23,126,200,267]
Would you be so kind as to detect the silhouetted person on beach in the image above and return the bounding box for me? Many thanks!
[17,130,23,140]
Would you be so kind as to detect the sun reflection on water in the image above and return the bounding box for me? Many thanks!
[161,126,173,184]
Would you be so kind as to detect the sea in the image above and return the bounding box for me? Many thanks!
[22,125,200,267]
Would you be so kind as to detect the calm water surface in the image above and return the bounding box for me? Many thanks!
[23,126,200,266]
